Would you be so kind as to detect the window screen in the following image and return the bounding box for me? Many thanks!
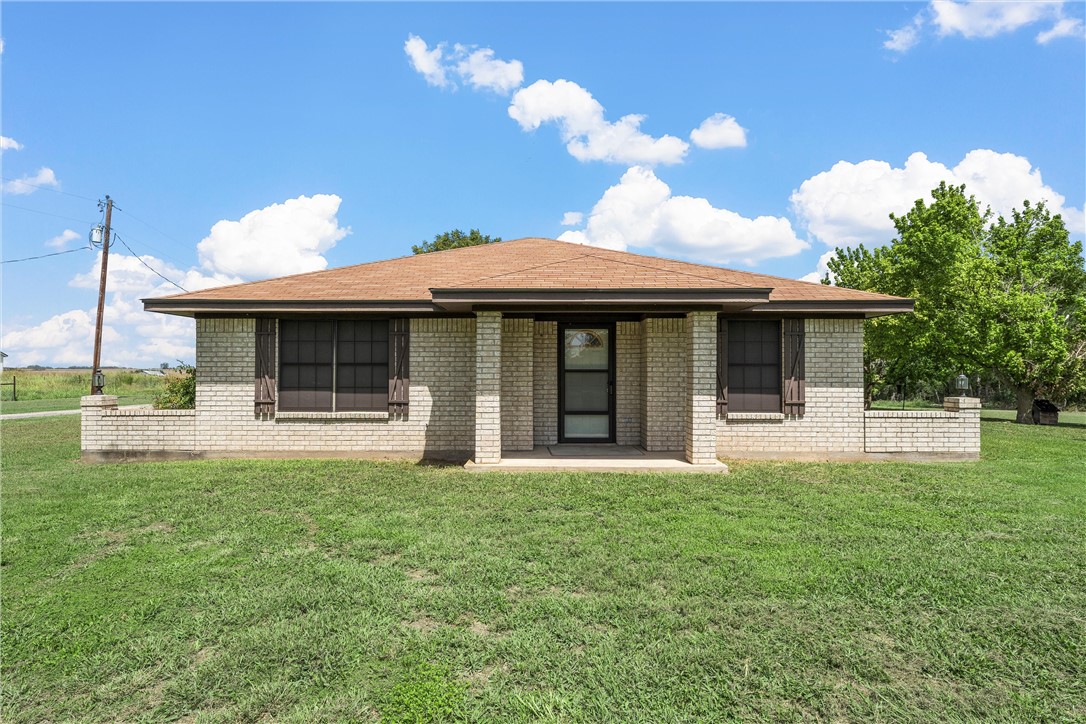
[727,320,781,413]
[279,320,389,412]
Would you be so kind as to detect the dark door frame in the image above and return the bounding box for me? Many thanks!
[557,320,616,443]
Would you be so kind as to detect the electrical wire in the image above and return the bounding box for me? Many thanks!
[2,246,92,263]
[0,177,99,201]
[1,202,98,225]
[112,234,189,292]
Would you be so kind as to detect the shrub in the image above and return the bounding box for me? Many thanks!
[154,363,195,409]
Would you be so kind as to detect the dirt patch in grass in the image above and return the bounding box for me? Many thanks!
[403,616,442,634]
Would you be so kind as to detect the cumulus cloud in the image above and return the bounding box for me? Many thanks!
[1,136,22,152]
[45,229,80,249]
[509,80,689,165]
[689,113,748,149]
[196,194,349,279]
[454,45,524,94]
[0,310,124,368]
[799,250,837,284]
[886,1,1082,52]
[561,211,584,226]
[559,166,807,265]
[4,193,347,367]
[791,149,1085,249]
[404,34,449,88]
[3,167,58,195]
[931,0,1060,38]
[884,13,925,52]
[404,35,523,94]
[1037,16,1085,43]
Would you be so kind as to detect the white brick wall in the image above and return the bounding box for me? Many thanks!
[474,312,502,463]
[685,312,718,464]
[82,314,980,461]
[865,397,980,455]
[533,321,558,446]
[718,318,866,455]
[615,321,642,446]
[502,318,534,451]
[642,317,687,451]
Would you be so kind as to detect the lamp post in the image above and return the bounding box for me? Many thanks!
[955,373,970,396]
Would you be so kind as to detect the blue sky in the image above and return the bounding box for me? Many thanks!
[2,1,1084,367]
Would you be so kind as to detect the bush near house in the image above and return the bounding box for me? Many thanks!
[153,363,196,409]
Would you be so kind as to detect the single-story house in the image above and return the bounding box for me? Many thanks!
[81,237,980,464]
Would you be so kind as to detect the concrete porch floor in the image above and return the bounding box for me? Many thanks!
[464,445,729,474]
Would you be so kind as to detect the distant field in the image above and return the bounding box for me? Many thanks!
[0,368,171,414]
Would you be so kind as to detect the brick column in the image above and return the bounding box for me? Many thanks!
[81,394,118,456]
[474,311,503,464]
[685,312,718,464]
[944,396,982,456]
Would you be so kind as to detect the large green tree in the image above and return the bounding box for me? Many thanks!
[826,183,1086,422]
[412,229,501,255]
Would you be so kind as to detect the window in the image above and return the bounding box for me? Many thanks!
[727,320,781,412]
[279,320,388,412]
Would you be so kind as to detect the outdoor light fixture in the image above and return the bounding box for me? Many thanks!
[92,370,106,392]
[955,373,969,395]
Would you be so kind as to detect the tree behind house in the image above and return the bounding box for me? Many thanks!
[412,229,501,255]
[826,183,1086,422]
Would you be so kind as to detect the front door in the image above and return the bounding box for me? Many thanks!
[559,323,615,443]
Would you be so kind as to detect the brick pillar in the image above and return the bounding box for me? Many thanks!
[944,396,982,456]
[685,312,718,464]
[474,311,502,464]
[81,394,118,456]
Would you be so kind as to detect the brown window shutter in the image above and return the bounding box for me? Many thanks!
[254,318,276,415]
[716,316,728,416]
[783,318,805,416]
[389,318,410,414]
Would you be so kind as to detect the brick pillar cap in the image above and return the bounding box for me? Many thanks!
[81,395,119,408]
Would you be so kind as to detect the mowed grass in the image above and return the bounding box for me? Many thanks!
[0,368,169,414]
[2,417,1084,722]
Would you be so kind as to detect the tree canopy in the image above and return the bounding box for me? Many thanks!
[412,229,501,255]
[826,182,1086,422]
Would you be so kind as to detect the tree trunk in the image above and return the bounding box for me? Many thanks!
[1015,386,1035,424]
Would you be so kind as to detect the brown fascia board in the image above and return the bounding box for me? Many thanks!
[429,287,773,311]
[747,299,915,318]
[142,298,438,317]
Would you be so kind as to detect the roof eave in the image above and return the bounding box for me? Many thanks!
[429,287,773,312]
[748,299,915,318]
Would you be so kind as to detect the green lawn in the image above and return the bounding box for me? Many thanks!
[0,394,157,416]
[2,417,1084,722]
[0,368,169,415]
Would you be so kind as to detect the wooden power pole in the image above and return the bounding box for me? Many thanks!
[91,196,113,395]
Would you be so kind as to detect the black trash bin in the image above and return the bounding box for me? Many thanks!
[1031,399,1060,426]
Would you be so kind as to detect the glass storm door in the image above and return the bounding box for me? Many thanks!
[559,324,615,442]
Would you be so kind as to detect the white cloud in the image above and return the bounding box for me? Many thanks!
[560,211,584,226]
[404,34,449,88]
[45,229,80,249]
[799,250,837,284]
[405,35,523,94]
[791,149,1085,249]
[889,1,1082,52]
[559,166,807,265]
[0,310,123,368]
[3,167,58,195]
[509,80,689,165]
[455,45,524,94]
[689,113,748,149]
[196,194,349,279]
[1037,16,1085,43]
[0,136,22,152]
[884,13,925,52]
[931,0,1061,38]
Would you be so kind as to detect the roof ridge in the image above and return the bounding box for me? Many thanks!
[579,249,765,288]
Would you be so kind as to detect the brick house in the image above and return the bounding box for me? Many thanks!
[82,238,981,464]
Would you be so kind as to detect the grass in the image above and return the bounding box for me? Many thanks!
[0,368,169,415]
[2,416,1084,722]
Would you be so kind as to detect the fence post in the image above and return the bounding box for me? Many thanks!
[12,375,15,402]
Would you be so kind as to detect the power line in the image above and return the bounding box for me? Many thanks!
[113,234,189,292]
[0,177,99,201]
[2,246,92,264]
[1,202,98,225]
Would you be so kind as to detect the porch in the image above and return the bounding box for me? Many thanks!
[464,444,730,474]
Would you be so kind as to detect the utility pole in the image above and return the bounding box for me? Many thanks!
[91,195,113,395]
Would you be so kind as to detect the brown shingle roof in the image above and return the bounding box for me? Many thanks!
[146,237,908,312]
